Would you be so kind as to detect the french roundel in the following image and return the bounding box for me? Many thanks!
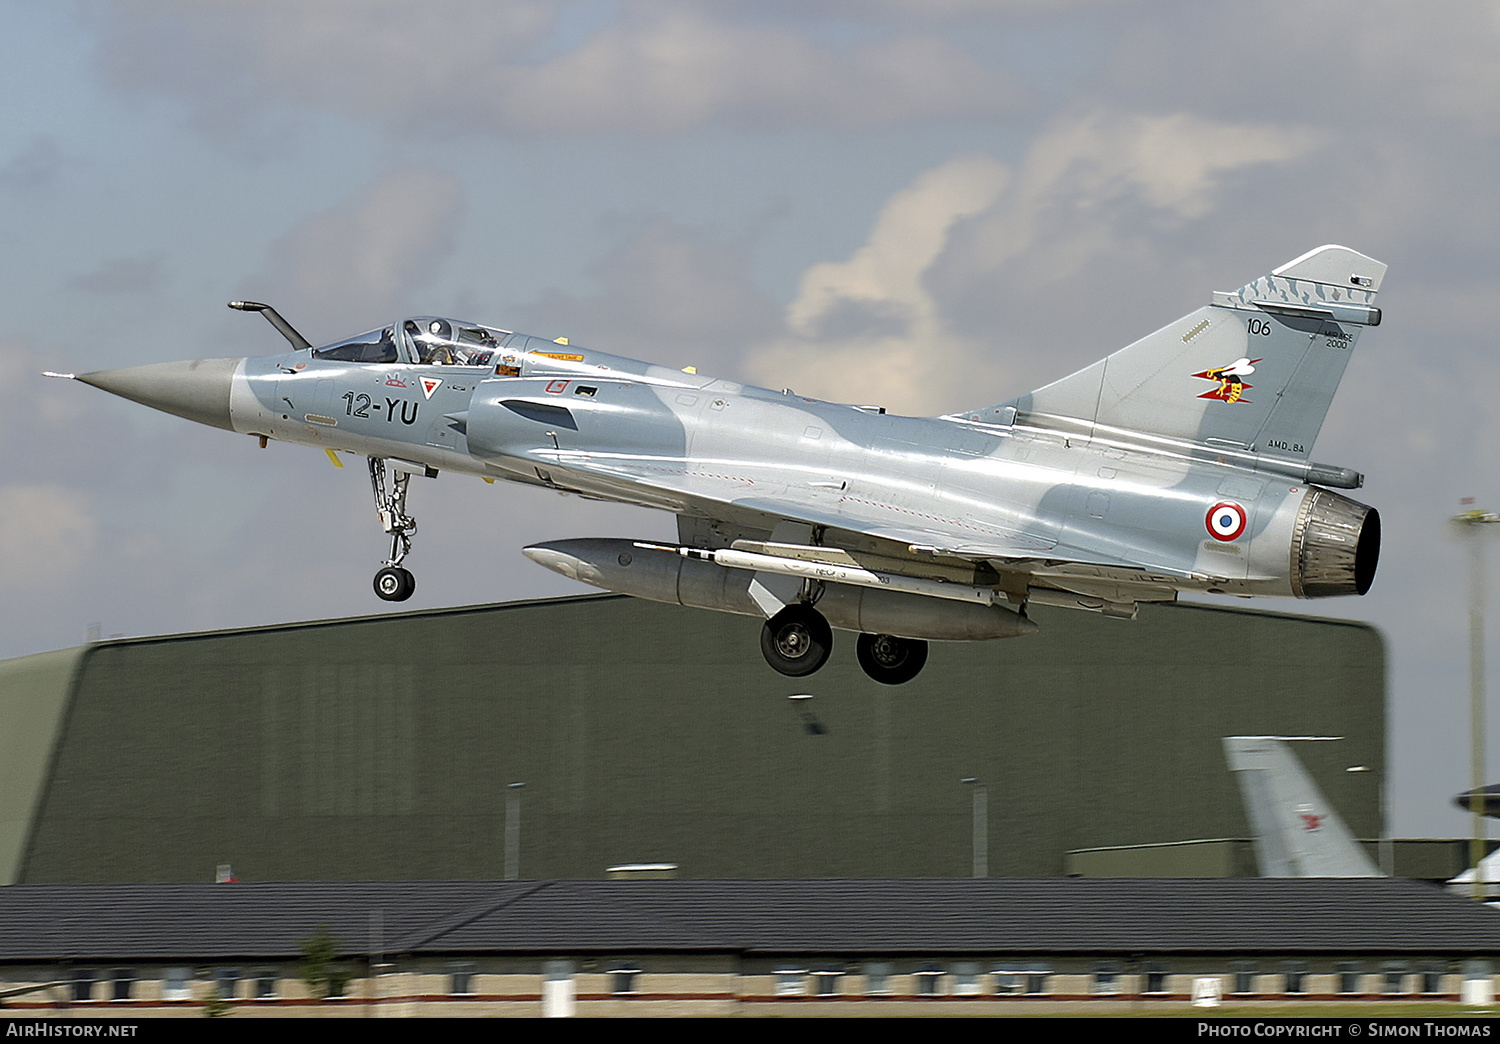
[1206,501,1248,542]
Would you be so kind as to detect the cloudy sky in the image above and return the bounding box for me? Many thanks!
[3,0,1498,836]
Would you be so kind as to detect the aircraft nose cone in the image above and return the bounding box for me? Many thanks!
[77,357,241,432]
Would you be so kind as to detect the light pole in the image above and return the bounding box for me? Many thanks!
[505,781,525,881]
[1453,503,1499,900]
[961,777,988,878]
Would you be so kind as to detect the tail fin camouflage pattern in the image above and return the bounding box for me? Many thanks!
[1009,246,1386,462]
[1223,736,1381,878]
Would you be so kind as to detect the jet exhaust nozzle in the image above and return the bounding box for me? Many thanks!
[1290,488,1380,597]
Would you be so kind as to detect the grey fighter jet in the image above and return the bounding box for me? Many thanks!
[55,245,1385,684]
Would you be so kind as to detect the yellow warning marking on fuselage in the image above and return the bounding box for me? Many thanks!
[325,448,344,469]
[536,351,584,361]
[1182,318,1211,342]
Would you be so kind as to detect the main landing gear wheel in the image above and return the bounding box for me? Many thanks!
[760,604,833,677]
[374,566,416,602]
[856,633,929,685]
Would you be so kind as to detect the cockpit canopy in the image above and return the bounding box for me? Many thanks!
[313,317,511,367]
[312,326,399,364]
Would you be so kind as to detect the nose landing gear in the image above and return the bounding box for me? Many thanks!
[374,565,415,601]
[369,456,418,602]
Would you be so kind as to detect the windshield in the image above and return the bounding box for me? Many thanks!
[313,327,400,364]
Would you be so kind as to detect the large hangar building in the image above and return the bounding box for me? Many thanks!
[0,595,1383,885]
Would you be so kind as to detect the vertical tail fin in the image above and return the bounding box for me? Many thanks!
[1223,736,1381,878]
[994,246,1386,461]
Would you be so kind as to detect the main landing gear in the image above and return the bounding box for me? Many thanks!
[855,632,928,686]
[758,603,930,684]
[760,604,833,677]
[369,456,416,602]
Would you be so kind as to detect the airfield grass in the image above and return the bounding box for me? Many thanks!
[1104,1003,1493,1018]
[749,1002,1496,1018]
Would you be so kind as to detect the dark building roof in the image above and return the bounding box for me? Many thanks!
[2,879,1495,963]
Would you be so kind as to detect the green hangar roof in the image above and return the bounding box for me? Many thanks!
[0,595,1383,884]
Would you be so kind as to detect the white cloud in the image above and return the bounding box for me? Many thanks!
[95,0,556,125]
[747,155,1008,413]
[520,219,779,370]
[1342,3,1500,128]
[255,169,464,331]
[787,157,1011,339]
[1114,1,1500,137]
[93,2,1016,135]
[0,485,97,589]
[746,111,1316,415]
[845,0,1123,11]
[950,110,1319,279]
[497,11,1012,132]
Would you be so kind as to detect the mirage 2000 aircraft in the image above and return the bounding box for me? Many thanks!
[55,245,1385,684]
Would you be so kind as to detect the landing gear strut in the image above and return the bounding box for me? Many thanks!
[760,604,833,677]
[369,456,416,602]
[856,633,929,685]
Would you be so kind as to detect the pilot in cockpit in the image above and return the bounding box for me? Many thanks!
[407,319,456,365]
[404,318,502,368]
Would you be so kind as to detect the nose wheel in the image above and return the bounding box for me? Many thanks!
[760,604,833,677]
[369,456,419,602]
[374,566,416,602]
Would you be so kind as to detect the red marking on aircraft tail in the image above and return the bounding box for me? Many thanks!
[1192,358,1262,403]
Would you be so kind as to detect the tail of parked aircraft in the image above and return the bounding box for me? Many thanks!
[977,246,1386,465]
[1447,853,1500,900]
[1223,736,1382,878]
